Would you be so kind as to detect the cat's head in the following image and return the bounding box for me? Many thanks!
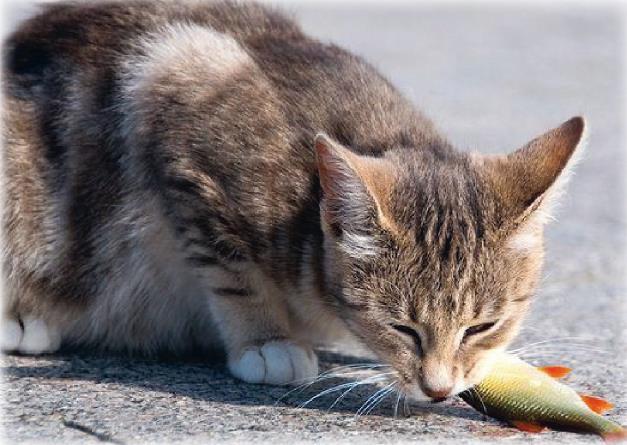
[316,117,586,401]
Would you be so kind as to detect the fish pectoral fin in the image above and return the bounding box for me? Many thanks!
[537,366,572,379]
[580,394,614,414]
[510,420,546,433]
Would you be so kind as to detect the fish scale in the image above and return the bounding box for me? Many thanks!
[460,353,626,440]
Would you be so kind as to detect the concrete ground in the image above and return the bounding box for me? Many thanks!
[2,2,626,444]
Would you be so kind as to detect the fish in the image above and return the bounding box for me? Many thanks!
[460,352,626,441]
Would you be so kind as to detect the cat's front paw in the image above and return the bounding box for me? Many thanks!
[228,341,318,385]
[1,315,61,354]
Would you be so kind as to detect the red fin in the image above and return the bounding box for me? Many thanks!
[511,420,546,433]
[602,427,627,442]
[580,395,614,414]
[537,366,572,379]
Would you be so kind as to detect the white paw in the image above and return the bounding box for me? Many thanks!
[228,341,318,385]
[1,316,61,354]
[1,318,23,351]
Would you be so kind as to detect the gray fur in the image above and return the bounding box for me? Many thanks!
[1,1,585,397]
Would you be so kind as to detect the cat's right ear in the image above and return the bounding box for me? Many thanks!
[314,133,397,246]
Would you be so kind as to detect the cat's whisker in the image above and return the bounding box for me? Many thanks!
[312,364,391,382]
[363,385,396,417]
[287,370,374,401]
[281,363,388,388]
[297,382,364,409]
[275,364,391,405]
[513,345,610,353]
[326,379,371,412]
[517,355,611,366]
[507,341,612,362]
[471,386,487,415]
[508,337,601,352]
[326,369,399,412]
[510,344,610,355]
[320,363,389,374]
[510,345,611,359]
[516,351,611,361]
[355,381,396,417]
[510,351,608,361]
[297,372,396,409]
[403,395,410,417]
[355,388,384,417]
[393,388,403,418]
[308,363,389,383]
[516,336,597,343]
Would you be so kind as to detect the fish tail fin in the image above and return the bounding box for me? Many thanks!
[602,427,627,442]
[580,394,614,414]
[537,365,572,379]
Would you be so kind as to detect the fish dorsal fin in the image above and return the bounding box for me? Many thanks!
[580,395,614,414]
[537,366,572,379]
[511,420,546,433]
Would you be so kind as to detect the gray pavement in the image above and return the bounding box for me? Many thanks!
[2,2,626,444]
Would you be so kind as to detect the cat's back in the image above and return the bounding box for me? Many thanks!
[1,0,313,245]
[4,1,302,91]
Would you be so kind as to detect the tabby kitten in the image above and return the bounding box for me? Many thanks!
[1,0,585,401]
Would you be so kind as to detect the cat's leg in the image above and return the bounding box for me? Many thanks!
[204,265,318,385]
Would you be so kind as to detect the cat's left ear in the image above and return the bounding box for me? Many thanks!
[314,133,398,249]
[481,116,587,227]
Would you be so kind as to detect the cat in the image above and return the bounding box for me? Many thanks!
[1,0,586,401]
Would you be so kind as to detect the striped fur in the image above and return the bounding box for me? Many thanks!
[1,1,585,396]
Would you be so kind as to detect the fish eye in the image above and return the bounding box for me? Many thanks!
[463,321,497,340]
[392,324,423,355]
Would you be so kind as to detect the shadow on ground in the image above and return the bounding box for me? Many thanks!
[2,350,485,423]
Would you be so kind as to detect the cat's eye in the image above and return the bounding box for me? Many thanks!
[392,324,423,354]
[463,321,497,340]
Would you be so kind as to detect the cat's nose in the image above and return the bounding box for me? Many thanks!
[422,384,453,401]
[420,359,455,400]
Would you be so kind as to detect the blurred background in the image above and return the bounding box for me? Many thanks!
[2,1,626,443]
